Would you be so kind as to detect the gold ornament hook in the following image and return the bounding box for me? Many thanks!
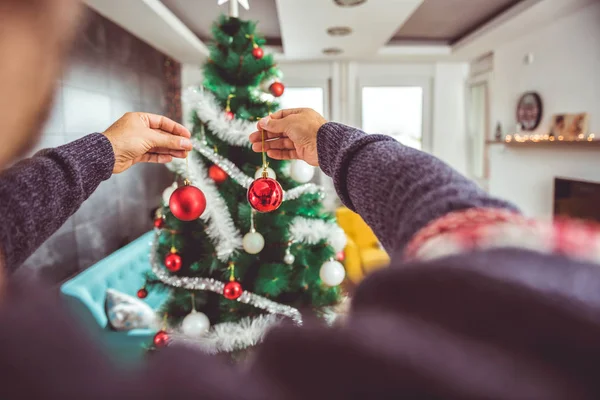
[228,262,236,282]
[260,114,271,177]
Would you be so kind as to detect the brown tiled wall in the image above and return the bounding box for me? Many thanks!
[16,9,179,283]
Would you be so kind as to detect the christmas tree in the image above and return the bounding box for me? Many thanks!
[143,13,347,354]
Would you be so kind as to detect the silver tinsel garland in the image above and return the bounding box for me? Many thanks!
[193,140,325,200]
[194,140,254,188]
[151,232,303,325]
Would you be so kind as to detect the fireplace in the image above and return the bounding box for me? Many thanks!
[554,178,600,222]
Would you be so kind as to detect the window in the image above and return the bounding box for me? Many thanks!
[361,86,424,150]
[278,87,324,116]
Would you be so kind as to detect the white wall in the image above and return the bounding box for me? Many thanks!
[181,63,204,130]
[488,1,600,217]
[490,145,600,217]
[432,63,469,175]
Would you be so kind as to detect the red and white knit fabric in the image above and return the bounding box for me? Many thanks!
[404,208,600,264]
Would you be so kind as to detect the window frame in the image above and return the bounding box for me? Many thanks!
[277,77,330,120]
[357,76,433,153]
[465,71,493,187]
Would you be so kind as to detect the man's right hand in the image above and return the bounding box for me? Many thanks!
[249,108,327,167]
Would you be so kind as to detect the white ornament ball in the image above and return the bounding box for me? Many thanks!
[243,231,265,254]
[255,167,276,180]
[162,183,177,205]
[290,160,315,183]
[283,252,295,265]
[181,311,210,337]
[319,260,346,286]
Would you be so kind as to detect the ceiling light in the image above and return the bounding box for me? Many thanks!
[333,0,367,7]
[322,47,343,55]
[327,26,352,36]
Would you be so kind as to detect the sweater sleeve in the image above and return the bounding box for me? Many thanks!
[0,251,590,400]
[0,133,114,271]
[317,122,518,253]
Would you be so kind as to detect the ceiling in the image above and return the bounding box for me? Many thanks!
[86,0,595,64]
[161,0,282,44]
[391,0,523,44]
[159,0,526,60]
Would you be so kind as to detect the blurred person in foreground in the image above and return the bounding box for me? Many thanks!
[1,0,600,398]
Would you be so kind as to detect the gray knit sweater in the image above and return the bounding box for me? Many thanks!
[0,124,599,399]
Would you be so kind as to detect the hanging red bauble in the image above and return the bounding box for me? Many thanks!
[336,251,345,262]
[137,288,148,299]
[225,110,235,120]
[269,82,285,97]
[223,281,243,300]
[153,330,170,348]
[208,165,228,184]
[164,252,182,272]
[169,185,206,221]
[252,46,264,59]
[247,177,283,213]
[153,217,164,229]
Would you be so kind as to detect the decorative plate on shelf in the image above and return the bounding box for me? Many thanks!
[516,92,543,131]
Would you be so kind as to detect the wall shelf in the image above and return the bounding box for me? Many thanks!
[485,140,600,147]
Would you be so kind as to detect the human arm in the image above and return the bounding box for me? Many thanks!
[0,113,192,272]
[315,122,517,253]
[250,109,518,253]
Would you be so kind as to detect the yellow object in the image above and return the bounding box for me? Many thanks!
[336,207,390,284]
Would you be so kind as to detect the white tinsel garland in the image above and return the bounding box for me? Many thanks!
[283,183,322,201]
[289,217,347,253]
[184,88,256,147]
[168,152,243,260]
[170,314,283,354]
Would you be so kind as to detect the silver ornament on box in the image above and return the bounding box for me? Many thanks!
[255,167,276,180]
[289,160,315,183]
[319,259,346,286]
[181,310,211,337]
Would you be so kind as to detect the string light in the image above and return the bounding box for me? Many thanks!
[505,132,597,144]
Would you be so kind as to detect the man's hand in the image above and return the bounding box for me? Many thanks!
[103,112,193,174]
[249,108,327,167]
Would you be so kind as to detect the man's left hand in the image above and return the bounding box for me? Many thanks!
[103,112,193,174]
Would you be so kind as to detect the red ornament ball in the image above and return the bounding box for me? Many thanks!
[225,110,235,120]
[247,177,283,213]
[169,185,206,221]
[336,251,345,262]
[137,288,148,299]
[252,47,264,59]
[208,165,228,184]
[269,82,285,97]
[153,330,170,348]
[164,252,182,272]
[223,281,243,300]
[153,217,164,229]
